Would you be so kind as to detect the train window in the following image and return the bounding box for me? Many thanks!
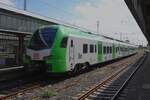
[103,47,105,54]
[106,47,108,54]
[90,45,94,53]
[107,47,109,54]
[95,45,97,53]
[71,40,73,47]
[110,47,112,53]
[28,30,47,50]
[120,47,122,51]
[61,37,68,48]
[104,46,106,54]
[116,47,118,52]
[83,44,88,54]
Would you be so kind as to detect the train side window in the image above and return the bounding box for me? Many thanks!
[60,37,68,48]
[116,47,118,52]
[110,47,112,53]
[83,44,88,54]
[106,47,108,54]
[95,45,97,53]
[71,40,73,47]
[107,46,109,54]
[104,46,106,54]
[103,46,105,54]
[90,44,94,53]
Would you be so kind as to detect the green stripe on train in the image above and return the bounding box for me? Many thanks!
[46,26,67,72]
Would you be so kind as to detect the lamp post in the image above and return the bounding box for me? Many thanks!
[24,0,27,10]
[97,20,100,33]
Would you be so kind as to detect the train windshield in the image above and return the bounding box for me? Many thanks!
[28,27,57,50]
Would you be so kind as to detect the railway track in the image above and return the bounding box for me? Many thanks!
[0,83,40,100]
[0,72,47,100]
[0,53,143,100]
[52,55,138,94]
[76,53,147,100]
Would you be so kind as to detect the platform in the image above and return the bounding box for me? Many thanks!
[123,52,150,100]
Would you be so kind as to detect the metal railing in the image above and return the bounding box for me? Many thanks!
[0,29,31,68]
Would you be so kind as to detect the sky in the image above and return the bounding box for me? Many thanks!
[0,0,148,46]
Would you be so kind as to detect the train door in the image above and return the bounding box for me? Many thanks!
[69,39,74,68]
[103,43,109,61]
[112,44,116,59]
[118,44,121,57]
[98,42,103,62]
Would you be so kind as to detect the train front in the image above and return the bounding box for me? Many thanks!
[25,26,58,72]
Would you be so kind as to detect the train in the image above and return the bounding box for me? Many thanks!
[24,25,137,73]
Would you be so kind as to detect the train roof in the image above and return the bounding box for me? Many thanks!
[42,25,137,47]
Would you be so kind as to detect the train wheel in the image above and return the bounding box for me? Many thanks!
[85,62,90,69]
[72,64,81,75]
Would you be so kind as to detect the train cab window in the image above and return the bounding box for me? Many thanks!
[28,28,57,50]
[95,45,97,53]
[83,44,88,54]
[90,44,94,53]
[60,37,68,48]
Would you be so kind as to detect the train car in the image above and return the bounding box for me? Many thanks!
[24,25,137,73]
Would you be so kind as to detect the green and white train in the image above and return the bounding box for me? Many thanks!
[25,25,137,73]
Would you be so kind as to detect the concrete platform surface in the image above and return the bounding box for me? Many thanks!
[123,52,150,100]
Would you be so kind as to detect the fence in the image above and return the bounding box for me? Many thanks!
[0,29,31,68]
